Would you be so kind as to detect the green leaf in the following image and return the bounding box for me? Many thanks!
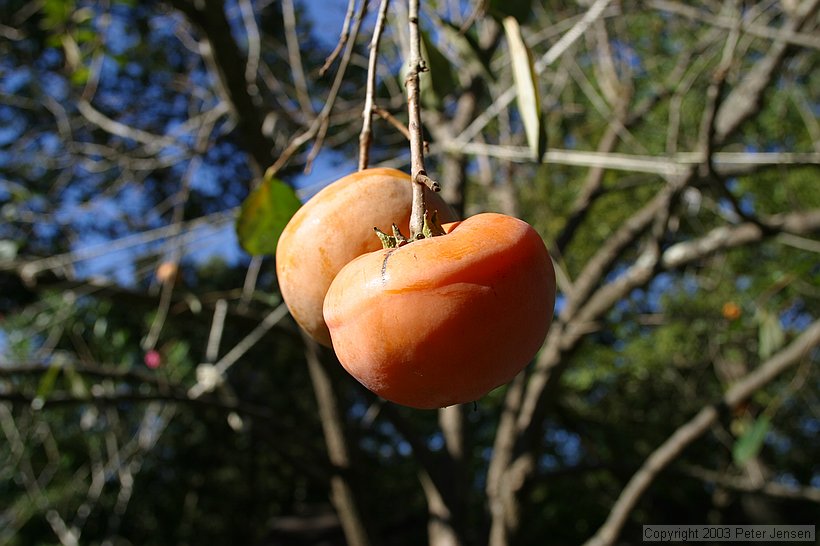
[732,415,770,466]
[34,361,62,409]
[503,16,546,162]
[758,309,785,360]
[236,176,301,256]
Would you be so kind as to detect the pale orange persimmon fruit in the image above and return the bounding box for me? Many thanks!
[276,168,457,347]
[323,212,556,409]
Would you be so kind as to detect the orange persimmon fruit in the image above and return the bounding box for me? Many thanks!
[275,168,456,347]
[323,212,556,409]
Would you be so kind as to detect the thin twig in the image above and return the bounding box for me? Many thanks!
[268,0,370,177]
[359,0,391,170]
[281,0,314,116]
[434,143,820,176]
[321,0,357,75]
[238,0,262,96]
[7,210,235,284]
[205,299,228,363]
[188,303,289,398]
[372,105,411,140]
[306,0,370,172]
[679,464,820,503]
[458,0,488,33]
[303,333,373,546]
[238,255,263,313]
[405,0,437,239]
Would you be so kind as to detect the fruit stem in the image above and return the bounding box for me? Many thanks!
[405,0,438,240]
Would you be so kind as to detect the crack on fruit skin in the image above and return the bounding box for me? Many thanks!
[380,249,397,286]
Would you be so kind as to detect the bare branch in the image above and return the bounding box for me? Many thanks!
[406,0,436,239]
[372,105,411,140]
[660,210,820,269]
[188,303,289,398]
[680,464,820,503]
[359,0,391,170]
[76,100,177,149]
[321,0,358,75]
[281,0,315,117]
[434,143,820,176]
[238,0,261,94]
[303,335,372,546]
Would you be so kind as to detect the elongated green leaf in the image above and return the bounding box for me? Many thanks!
[236,177,301,256]
[503,16,546,162]
[34,362,62,409]
[732,415,770,466]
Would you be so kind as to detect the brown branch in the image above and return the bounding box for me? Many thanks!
[372,105,411,140]
[521,208,820,428]
[486,373,528,546]
[696,8,739,178]
[562,182,680,321]
[430,405,468,546]
[679,464,820,503]
[321,0,357,75]
[359,0,391,171]
[660,209,820,269]
[281,0,315,117]
[405,0,436,239]
[434,144,820,176]
[583,318,820,546]
[303,334,372,546]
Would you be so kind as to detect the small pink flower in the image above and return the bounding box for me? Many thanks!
[144,350,161,369]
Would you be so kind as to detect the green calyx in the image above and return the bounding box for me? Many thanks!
[374,210,446,249]
[374,223,409,248]
[422,209,446,238]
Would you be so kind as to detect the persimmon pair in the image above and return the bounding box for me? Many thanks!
[276,168,556,409]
